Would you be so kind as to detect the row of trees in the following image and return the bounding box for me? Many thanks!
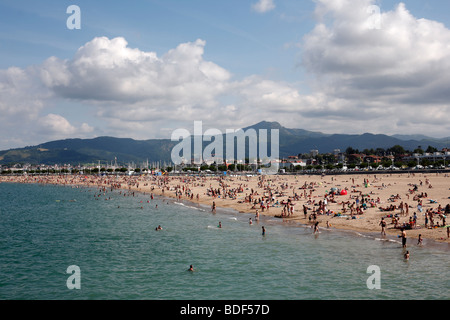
[344,145,439,156]
[288,159,446,172]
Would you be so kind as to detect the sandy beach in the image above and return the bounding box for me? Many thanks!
[1,172,450,244]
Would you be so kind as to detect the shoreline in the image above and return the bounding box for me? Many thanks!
[1,172,450,246]
[147,183,450,251]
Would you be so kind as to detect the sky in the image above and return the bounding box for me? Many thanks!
[1,0,450,150]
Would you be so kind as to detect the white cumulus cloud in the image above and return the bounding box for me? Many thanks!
[43,37,231,108]
[38,114,94,138]
[298,0,450,136]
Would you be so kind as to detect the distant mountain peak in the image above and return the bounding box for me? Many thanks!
[244,121,283,130]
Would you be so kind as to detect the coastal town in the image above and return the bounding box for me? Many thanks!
[2,146,450,175]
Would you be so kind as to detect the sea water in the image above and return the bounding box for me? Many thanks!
[0,182,448,300]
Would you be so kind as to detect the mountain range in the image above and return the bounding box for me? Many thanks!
[0,121,448,165]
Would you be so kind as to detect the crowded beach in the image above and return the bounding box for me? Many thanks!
[1,171,449,244]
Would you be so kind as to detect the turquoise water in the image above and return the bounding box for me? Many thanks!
[0,182,448,300]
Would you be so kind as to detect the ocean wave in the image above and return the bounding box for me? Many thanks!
[174,201,205,212]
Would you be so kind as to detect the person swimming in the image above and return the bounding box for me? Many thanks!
[404,251,410,260]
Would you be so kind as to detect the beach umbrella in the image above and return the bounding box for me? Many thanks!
[340,190,348,196]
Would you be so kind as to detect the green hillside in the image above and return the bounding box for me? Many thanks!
[0,122,447,165]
